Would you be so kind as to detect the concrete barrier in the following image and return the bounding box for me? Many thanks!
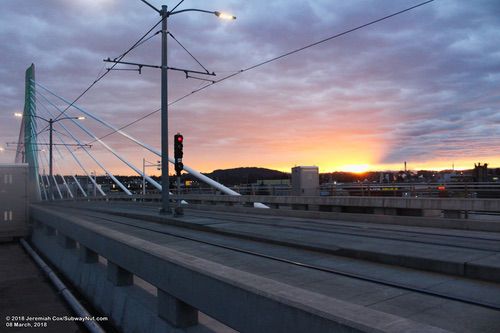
[30,205,450,333]
[69,194,500,223]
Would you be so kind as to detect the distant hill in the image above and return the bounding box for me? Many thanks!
[202,167,289,186]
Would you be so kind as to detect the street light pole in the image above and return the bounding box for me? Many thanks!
[14,112,85,199]
[126,2,235,214]
[160,5,170,214]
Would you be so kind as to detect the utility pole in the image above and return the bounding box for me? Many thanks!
[160,5,170,214]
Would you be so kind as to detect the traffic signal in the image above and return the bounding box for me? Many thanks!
[174,133,183,159]
[174,133,184,175]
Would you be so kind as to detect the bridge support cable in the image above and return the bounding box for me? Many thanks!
[56,167,74,199]
[32,117,103,197]
[38,154,54,200]
[38,92,161,195]
[38,146,64,200]
[71,175,88,197]
[38,167,49,201]
[39,170,49,201]
[38,131,68,199]
[33,81,258,201]
[35,89,162,191]
[40,132,64,199]
[51,134,105,197]
[48,136,75,199]
[41,126,90,197]
[38,156,55,200]
[35,93,131,196]
[33,93,131,196]
[38,131,74,199]
[46,127,79,199]
[33,95,101,197]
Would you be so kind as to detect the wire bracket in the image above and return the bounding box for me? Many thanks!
[103,58,216,78]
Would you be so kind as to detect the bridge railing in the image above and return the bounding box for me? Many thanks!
[125,182,500,198]
[68,193,500,222]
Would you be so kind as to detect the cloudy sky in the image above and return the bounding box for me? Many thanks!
[1,0,499,175]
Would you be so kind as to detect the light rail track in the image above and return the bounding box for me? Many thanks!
[55,206,500,312]
[72,202,500,252]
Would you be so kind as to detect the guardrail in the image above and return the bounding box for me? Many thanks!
[58,181,500,199]
[70,193,500,220]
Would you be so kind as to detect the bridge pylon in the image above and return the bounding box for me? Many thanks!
[17,64,42,201]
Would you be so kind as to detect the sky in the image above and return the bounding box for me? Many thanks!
[0,0,499,175]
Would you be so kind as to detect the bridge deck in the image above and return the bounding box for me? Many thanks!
[31,201,500,332]
[66,201,500,282]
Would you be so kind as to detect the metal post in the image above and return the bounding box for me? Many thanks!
[93,172,97,197]
[49,119,53,177]
[49,119,53,198]
[143,158,146,195]
[175,175,183,216]
[160,5,170,214]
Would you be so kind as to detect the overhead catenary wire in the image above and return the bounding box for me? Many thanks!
[50,17,165,124]
[139,0,160,14]
[113,30,162,61]
[84,0,435,143]
[170,0,185,13]
[28,18,165,141]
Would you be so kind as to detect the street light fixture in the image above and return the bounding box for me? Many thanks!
[214,11,237,20]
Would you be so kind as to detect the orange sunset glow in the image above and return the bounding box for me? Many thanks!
[1,1,499,178]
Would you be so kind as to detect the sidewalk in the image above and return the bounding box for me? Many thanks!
[0,241,84,332]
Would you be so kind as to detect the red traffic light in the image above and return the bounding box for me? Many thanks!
[177,136,183,143]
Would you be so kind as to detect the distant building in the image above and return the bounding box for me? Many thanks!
[474,163,488,182]
[0,164,30,240]
[291,166,319,196]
